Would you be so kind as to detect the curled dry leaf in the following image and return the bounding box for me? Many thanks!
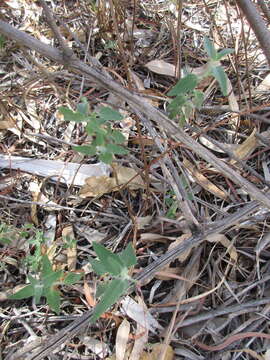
[116,319,130,360]
[80,165,145,198]
[229,129,258,165]
[183,158,228,200]
[129,323,149,360]
[121,296,163,333]
[205,233,237,262]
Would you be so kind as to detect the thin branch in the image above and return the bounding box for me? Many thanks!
[236,0,270,65]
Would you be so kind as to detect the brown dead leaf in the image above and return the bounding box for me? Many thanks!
[145,60,176,77]
[230,129,258,165]
[80,165,145,198]
[183,158,228,200]
[206,233,237,262]
[80,175,115,198]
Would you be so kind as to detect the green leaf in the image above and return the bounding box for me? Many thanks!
[167,74,198,96]
[72,145,97,156]
[92,242,117,263]
[216,48,234,60]
[0,236,11,244]
[43,270,62,288]
[41,256,62,289]
[99,107,123,121]
[46,288,61,314]
[93,133,105,147]
[0,35,5,49]
[9,284,34,300]
[119,243,137,268]
[193,90,204,108]
[92,242,125,275]
[111,130,126,144]
[99,152,113,164]
[90,279,130,323]
[41,255,53,277]
[91,242,126,276]
[88,257,108,275]
[204,37,217,60]
[96,282,108,298]
[105,144,128,155]
[86,119,106,135]
[211,65,228,96]
[168,94,187,119]
[59,107,88,122]
[63,272,82,285]
[77,97,89,115]
[33,282,44,304]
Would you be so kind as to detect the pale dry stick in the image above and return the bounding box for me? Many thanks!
[174,298,270,331]
[0,20,270,209]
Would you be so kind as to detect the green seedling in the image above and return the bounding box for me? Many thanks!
[0,223,12,245]
[88,242,137,322]
[59,98,128,164]
[167,37,234,126]
[0,35,5,50]
[165,176,194,219]
[9,254,82,314]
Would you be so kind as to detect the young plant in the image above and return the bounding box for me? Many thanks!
[59,98,128,164]
[9,254,82,314]
[88,242,137,322]
[167,37,234,126]
[0,223,12,245]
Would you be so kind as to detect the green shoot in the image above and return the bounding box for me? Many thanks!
[167,37,234,126]
[88,242,136,322]
[59,98,128,164]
